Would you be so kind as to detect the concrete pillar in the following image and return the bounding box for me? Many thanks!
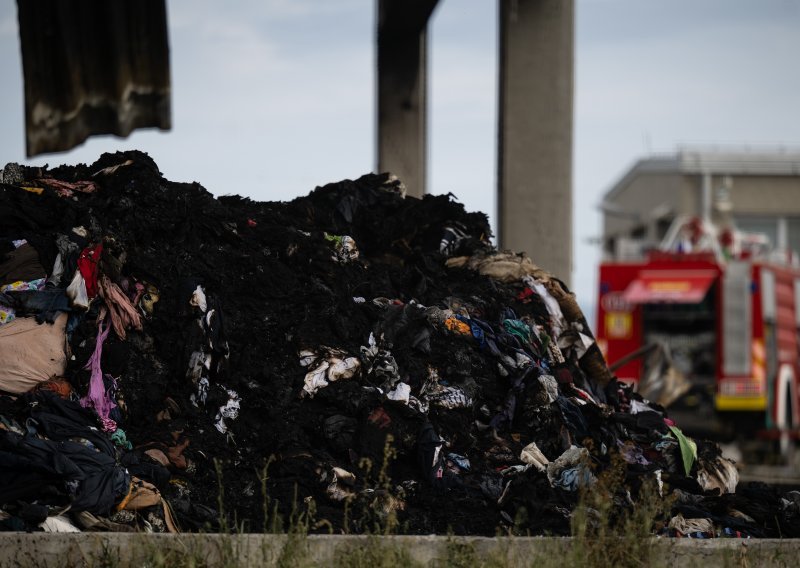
[377,0,440,198]
[497,0,574,284]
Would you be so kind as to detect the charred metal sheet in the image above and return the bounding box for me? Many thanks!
[16,0,171,156]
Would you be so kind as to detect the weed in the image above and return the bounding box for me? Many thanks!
[334,536,421,568]
[213,458,229,534]
[258,456,279,533]
[569,452,672,568]
[275,532,311,568]
[86,539,121,568]
[434,537,479,568]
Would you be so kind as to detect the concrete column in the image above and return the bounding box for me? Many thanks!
[377,0,439,198]
[498,0,574,284]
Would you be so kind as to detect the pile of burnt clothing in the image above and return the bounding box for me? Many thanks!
[0,152,798,537]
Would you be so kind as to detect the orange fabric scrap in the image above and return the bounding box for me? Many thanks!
[119,478,162,511]
[444,317,471,335]
[34,376,73,398]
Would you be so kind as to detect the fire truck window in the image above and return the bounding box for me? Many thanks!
[630,225,646,239]
[761,270,778,386]
[788,217,800,258]
[641,285,717,383]
[605,236,616,257]
[656,217,674,241]
[735,216,779,249]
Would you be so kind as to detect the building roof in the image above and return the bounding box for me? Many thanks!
[603,147,800,202]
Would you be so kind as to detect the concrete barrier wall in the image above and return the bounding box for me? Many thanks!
[1,533,799,567]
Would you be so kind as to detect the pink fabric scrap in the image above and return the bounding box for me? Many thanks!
[98,275,143,340]
[80,320,117,427]
[131,282,146,305]
[35,178,99,198]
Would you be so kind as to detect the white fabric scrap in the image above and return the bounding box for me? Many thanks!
[514,352,532,368]
[298,349,318,367]
[429,386,472,409]
[190,285,207,312]
[558,327,596,359]
[527,278,567,340]
[49,253,65,287]
[190,377,210,407]
[630,400,655,415]
[66,270,89,309]
[360,332,379,360]
[328,357,360,381]
[339,236,359,262]
[93,159,134,177]
[332,466,355,484]
[432,444,442,468]
[546,445,596,489]
[408,396,429,414]
[696,457,739,494]
[520,442,550,473]
[186,350,208,383]
[387,382,411,404]
[40,515,81,533]
[302,361,330,398]
[300,352,360,398]
[538,374,559,404]
[327,467,356,501]
[214,389,241,434]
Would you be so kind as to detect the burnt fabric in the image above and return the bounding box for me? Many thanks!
[1,391,129,515]
[0,431,129,515]
[120,451,171,490]
[28,391,116,458]
[417,422,462,490]
[16,0,171,156]
[0,288,71,323]
[0,243,46,284]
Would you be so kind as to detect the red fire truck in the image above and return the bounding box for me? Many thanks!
[596,216,800,460]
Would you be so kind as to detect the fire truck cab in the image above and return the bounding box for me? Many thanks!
[596,216,800,459]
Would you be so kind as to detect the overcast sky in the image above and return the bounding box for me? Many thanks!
[1,0,799,323]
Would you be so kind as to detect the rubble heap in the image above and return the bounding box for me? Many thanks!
[1,151,798,537]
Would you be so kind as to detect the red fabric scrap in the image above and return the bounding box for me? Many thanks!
[517,287,535,302]
[367,407,392,429]
[77,243,103,298]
